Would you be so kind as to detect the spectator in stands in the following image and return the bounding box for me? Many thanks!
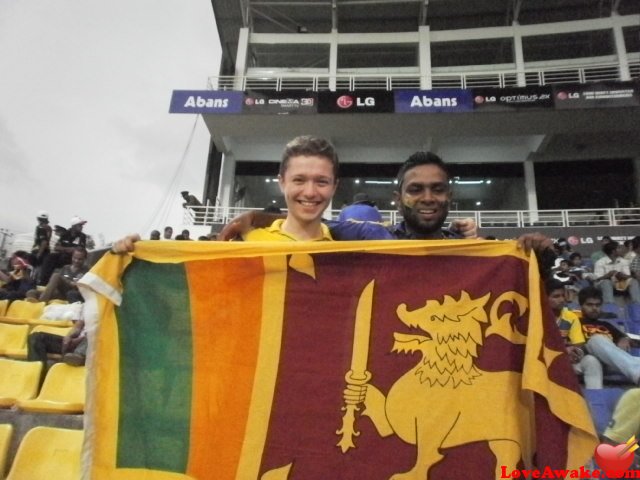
[623,239,636,262]
[591,236,611,265]
[29,247,88,303]
[163,226,173,240]
[554,238,572,260]
[547,279,602,389]
[31,211,52,268]
[568,252,594,290]
[338,193,383,223]
[0,251,36,301]
[594,240,640,304]
[150,230,161,240]
[179,229,192,241]
[579,286,640,385]
[630,236,640,279]
[27,319,87,376]
[38,216,88,286]
[181,190,204,224]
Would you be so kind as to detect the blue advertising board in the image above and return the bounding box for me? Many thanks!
[394,89,473,113]
[169,90,243,114]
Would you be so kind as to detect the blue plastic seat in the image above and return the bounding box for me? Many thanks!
[582,388,626,434]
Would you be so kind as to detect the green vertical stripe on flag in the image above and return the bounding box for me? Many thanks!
[115,260,193,473]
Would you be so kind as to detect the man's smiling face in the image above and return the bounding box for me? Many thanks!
[395,164,452,238]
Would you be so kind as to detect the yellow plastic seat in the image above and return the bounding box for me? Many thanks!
[6,426,83,480]
[17,363,86,414]
[0,300,45,325]
[0,300,8,317]
[0,359,42,408]
[0,424,13,477]
[46,299,68,305]
[0,323,30,359]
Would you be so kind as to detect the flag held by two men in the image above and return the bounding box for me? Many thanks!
[80,240,597,480]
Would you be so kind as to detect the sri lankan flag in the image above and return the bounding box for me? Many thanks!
[79,240,598,480]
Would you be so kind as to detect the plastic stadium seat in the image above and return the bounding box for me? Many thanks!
[0,359,42,408]
[582,388,626,434]
[0,424,12,477]
[0,300,8,316]
[17,363,86,414]
[6,426,83,480]
[0,301,45,325]
[0,323,30,359]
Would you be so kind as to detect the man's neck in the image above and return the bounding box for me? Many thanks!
[281,218,324,241]
[402,222,444,240]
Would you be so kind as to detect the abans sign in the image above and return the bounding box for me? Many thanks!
[394,89,473,113]
[169,91,243,114]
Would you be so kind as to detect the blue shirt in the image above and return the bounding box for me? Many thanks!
[326,220,461,241]
[338,204,383,222]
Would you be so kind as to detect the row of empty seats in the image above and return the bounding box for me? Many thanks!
[0,359,85,414]
[0,425,82,479]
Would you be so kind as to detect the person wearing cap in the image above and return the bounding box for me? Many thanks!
[338,193,383,223]
[31,211,52,267]
[38,216,88,286]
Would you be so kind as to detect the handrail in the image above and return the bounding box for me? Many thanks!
[184,206,640,229]
[207,60,639,91]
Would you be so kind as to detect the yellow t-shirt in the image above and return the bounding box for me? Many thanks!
[243,219,333,242]
[556,308,586,345]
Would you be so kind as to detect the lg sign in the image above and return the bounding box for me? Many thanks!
[336,95,375,109]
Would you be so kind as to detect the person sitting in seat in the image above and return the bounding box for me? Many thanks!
[547,279,602,389]
[27,319,87,374]
[0,251,36,301]
[579,286,640,386]
[594,240,640,305]
[29,247,88,303]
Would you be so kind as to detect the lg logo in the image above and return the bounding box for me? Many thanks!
[336,95,375,109]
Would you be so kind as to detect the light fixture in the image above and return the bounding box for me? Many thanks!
[455,180,484,185]
[354,179,360,184]
[265,178,270,183]
[476,201,482,206]
[486,180,492,184]
[365,180,393,185]
[272,200,277,204]
[390,201,396,206]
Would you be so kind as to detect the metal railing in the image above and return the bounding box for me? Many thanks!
[185,206,640,229]
[208,60,639,92]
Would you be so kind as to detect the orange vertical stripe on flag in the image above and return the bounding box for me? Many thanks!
[186,258,265,479]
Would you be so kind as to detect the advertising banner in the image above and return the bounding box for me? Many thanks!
[394,89,473,113]
[553,81,640,109]
[318,91,394,113]
[243,91,317,114]
[472,86,553,111]
[169,90,243,114]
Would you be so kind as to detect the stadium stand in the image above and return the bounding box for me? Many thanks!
[17,363,86,414]
[0,324,29,359]
[0,359,42,408]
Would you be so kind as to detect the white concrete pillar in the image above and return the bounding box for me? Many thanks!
[633,158,640,206]
[418,25,432,90]
[218,153,237,208]
[512,22,526,87]
[234,28,250,90]
[611,13,631,81]
[523,159,539,217]
[330,29,338,91]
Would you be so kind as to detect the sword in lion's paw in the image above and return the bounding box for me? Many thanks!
[337,279,375,453]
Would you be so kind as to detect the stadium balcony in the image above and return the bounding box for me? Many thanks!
[208,57,640,92]
[184,205,640,230]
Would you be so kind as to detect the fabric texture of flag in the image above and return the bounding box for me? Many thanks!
[79,239,598,480]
